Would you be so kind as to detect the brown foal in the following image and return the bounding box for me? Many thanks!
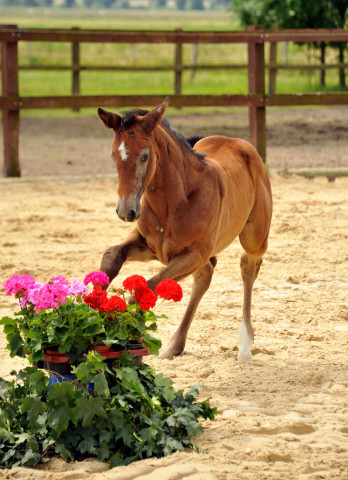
[98,99,272,362]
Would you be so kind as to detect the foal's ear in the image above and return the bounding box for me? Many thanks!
[141,98,169,135]
[98,108,122,130]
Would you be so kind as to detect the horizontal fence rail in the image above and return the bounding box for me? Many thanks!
[1,25,348,177]
[12,63,348,71]
[2,93,348,110]
[1,27,348,43]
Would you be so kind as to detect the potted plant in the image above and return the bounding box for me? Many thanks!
[0,273,218,470]
[1,271,183,373]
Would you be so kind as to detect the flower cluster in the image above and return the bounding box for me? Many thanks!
[155,278,183,302]
[83,271,110,287]
[2,271,183,359]
[122,275,157,311]
[3,274,36,296]
[84,285,127,313]
[3,273,89,313]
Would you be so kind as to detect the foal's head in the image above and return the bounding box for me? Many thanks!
[98,99,168,222]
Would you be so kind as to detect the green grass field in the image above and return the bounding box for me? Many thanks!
[1,6,346,117]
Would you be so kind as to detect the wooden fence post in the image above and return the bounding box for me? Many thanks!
[247,28,266,163]
[269,41,277,94]
[71,27,80,112]
[320,42,326,87]
[174,29,183,95]
[1,25,20,177]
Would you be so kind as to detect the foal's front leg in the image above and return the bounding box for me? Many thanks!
[143,250,214,359]
[159,257,217,360]
[100,228,155,283]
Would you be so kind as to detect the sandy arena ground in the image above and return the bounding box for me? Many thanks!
[0,107,347,176]
[0,108,347,479]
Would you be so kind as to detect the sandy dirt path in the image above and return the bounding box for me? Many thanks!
[0,107,347,177]
[0,173,347,479]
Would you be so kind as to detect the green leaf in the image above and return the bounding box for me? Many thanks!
[21,397,45,426]
[47,380,75,405]
[142,334,162,355]
[72,362,90,381]
[47,405,71,436]
[75,397,107,427]
[14,432,31,446]
[0,378,11,397]
[165,436,185,454]
[109,452,126,467]
[78,436,97,454]
[27,332,43,353]
[0,428,15,443]
[116,323,129,340]
[91,373,110,398]
[0,316,17,326]
[9,333,25,357]
[20,448,40,467]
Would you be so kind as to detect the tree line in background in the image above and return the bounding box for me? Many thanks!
[231,0,347,86]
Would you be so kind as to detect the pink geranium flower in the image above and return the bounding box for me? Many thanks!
[3,274,36,296]
[51,275,70,285]
[31,282,71,313]
[69,279,90,296]
[83,271,110,287]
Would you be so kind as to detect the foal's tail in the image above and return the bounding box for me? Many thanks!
[185,135,206,148]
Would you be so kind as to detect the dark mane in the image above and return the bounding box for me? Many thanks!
[121,108,205,160]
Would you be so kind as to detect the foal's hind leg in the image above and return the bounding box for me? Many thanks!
[238,253,263,362]
[237,194,271,362]
[160,257,217,360]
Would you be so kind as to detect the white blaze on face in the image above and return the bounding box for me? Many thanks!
[118,141,129,162]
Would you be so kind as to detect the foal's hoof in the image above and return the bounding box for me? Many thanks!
[237,350,253,363]
[159,347,184,360]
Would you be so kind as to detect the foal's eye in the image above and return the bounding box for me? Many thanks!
[141,153,149,163]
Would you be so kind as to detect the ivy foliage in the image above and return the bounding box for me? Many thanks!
[0,352,216,469]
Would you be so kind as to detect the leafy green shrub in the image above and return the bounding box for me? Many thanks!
[0,352,216,469]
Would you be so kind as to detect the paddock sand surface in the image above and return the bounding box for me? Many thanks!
[0,172,347,479]
[1,107,347,176]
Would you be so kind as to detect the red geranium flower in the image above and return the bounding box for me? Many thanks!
[134,286,157,311]
[123,275,147,292]
[155,279,183,302]
[102,295,127,312]
[84,285,108,312]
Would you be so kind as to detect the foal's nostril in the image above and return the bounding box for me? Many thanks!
[127,210,136,222]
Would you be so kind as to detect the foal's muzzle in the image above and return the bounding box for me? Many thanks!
[116,194,140,222]
[116,207,139,222]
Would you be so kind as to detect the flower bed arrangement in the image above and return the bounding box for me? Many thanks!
[0,271,216,469]
[1,271,183,362]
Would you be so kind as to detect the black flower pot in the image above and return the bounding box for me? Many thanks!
[126,342,144,351]
[111,344,126,352]
[45,360,72,375]
[33,360,45,369]
[44,351,73,375]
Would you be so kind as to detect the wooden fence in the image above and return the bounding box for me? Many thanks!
[6,27,348,97]
[1,26,348,177]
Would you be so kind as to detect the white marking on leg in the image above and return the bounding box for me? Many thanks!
[118,141,129,162]
[237,320,253,363]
